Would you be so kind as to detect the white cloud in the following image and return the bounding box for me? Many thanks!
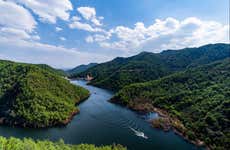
[56,27,63,32]
[0,27,31,40]
[31,35,40,40]
[77,7,96,20]
[69,21,103,32]
[147,18,180,36]
[0,0,40,44]
[12,0,73,23]
[154,18,229,50]
[0,0,36,32]
[91,17,229,51]
[69,7,104,32]
[0,0,112,68]
[71,16,81,21]
[87,32,112,44]
[91,18,101,26]
[0,37,112,68]
[59,37,66,41]
[85,36,94,43]
[93,34,110,42]
[77,7,102,26]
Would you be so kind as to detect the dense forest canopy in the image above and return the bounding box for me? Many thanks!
[0,60,89,127]
[73,43,230,91]
[112,58,230,149]
[0,136,126,150]
[36,64,66,76]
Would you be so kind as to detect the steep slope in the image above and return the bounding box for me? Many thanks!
[0,60,89,128]
[74,43,230,91]
[67,63,98,76]
[112,58,230,149]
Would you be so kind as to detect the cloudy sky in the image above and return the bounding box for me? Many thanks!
[0,0,229,68]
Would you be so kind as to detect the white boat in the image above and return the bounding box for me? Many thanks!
[130,127,148,139]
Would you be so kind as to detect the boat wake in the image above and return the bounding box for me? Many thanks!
[129,127,148,139]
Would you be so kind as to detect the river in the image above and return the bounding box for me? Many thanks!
[0,80,202,150]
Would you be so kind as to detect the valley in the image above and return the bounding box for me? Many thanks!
[0,43,229,150]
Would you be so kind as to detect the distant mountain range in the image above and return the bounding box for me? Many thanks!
[70,43,230,91]
[67,63,98,76]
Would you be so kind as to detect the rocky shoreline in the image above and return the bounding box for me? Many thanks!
[110,98,207,149]
[149,107,206,148]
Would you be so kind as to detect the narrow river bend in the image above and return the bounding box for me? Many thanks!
[0,80,202,150]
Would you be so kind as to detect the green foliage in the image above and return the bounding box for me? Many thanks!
[0,60,89,127]
[113,59,230,149]
[74,43,230,91]
[36,64,66,76]
[0,136,126,150]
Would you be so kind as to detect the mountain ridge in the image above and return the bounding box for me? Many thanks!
[67,63,98,76]
[72,43,230,91]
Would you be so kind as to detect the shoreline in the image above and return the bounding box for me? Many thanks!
[110,98,207,149]
[0,109,79,128]
[0,94,90,129]
[149,107,207,148]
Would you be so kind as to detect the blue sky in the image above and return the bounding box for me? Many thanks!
[0,0,229,68]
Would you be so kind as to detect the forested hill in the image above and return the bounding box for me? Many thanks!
[36,64,66,76]
[72,43,230,91]
[67,63,98,76]
[112,58,230,149]
[0,60,89,128]
[0,136,126,150]
[0,60,66,76]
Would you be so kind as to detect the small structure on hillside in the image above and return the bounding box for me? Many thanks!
[85,74,93,81]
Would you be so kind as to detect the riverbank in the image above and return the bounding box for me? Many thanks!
[0,109,79,128]
[110,98,207,149]
[0,93,90,128]
[149,107,206,148]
